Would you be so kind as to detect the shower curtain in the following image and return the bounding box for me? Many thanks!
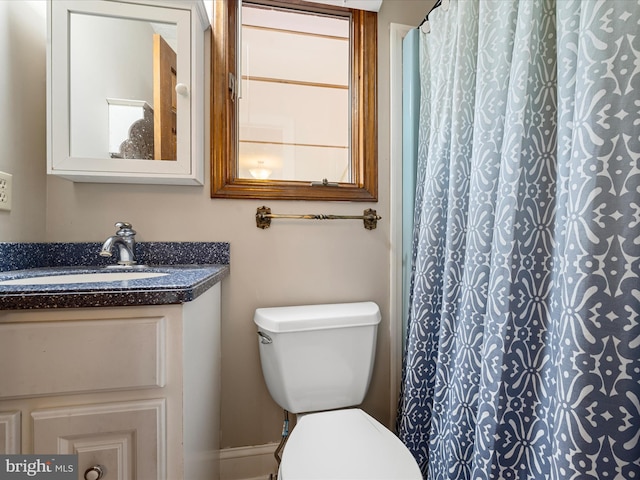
[397,1,640,479]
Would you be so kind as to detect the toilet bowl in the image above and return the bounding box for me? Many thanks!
[254,302,421,480]
[278,409,421,480]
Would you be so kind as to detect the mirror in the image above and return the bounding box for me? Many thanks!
[48,0,209,185]
[69,12,178,161]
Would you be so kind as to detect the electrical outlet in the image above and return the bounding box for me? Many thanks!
[0,171,12,212]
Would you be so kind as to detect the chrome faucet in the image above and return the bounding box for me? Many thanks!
[100,222,137,265]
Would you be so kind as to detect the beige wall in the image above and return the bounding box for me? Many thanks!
[1,0,428,449]
[0,1,47,241]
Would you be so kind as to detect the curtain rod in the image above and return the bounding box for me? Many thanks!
[418,0,442,29]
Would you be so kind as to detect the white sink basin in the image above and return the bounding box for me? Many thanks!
[0,272,169,286]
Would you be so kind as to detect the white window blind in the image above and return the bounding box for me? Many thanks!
[301,0,382,12]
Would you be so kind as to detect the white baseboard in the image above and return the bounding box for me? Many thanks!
[220,442,279,480]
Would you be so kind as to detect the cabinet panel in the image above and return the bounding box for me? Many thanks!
[0,411,20,454]
[32,399,166,480]
[0,317,166,398]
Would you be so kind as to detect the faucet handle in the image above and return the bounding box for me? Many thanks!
[114,221,136,236]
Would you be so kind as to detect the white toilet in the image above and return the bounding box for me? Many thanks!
[254,302,422,480]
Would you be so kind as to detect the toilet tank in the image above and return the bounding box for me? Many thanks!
[254,302,381,414]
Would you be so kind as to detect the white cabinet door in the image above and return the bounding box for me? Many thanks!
[32,399,166,480]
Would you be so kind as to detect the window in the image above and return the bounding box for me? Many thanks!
[210,0,378,201]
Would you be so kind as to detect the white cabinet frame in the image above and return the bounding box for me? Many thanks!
[47,0,209,185]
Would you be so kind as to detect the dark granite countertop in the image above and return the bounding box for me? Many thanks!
[0,242,230,310]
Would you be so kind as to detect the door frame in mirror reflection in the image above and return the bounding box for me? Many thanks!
[153,33,178,161]
[210,0,378,201]
[47,0,209,185]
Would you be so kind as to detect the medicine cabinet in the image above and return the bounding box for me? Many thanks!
[47,0,210,185]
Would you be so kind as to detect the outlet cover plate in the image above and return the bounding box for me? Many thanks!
[0,171,12,211]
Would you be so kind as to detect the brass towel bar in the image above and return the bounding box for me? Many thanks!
[255,206,381,230]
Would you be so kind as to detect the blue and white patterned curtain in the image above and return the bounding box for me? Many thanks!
[397,1,640,479]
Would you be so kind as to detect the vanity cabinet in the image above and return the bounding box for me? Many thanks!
[47,0,210,185]
[0,284,221,480]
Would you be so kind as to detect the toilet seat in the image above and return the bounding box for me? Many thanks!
[278,409,422,480]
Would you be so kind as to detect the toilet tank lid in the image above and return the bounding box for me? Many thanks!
[254,302,381,333]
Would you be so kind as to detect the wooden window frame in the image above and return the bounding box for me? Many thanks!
[210,0,378,201]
